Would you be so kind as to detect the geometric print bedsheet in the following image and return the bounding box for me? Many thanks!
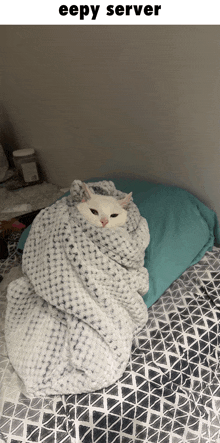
[1,245,220,443]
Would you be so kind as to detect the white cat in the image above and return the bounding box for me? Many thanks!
[77,183,132,228]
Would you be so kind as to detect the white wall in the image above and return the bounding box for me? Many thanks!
[1,26,220,219]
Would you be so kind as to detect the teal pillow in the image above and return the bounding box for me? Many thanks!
[134,185,220,307]
[17,178,220,308]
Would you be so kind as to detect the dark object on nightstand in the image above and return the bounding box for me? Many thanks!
[0,237,8,259]
[18,209,42,226]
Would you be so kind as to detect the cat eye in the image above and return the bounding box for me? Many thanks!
[110,214,119,218]
[90,208,99,215]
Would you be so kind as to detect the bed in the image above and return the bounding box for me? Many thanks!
[1,178,220,443]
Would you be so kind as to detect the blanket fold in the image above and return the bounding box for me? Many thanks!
[5,180,150,396]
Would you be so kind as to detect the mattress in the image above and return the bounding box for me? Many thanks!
[1,241,220,443]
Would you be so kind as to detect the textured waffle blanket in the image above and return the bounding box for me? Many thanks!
[5,180,150,396]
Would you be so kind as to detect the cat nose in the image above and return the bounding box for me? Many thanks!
[100,217,108,227]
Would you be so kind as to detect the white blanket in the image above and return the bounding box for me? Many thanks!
[5,180,150,396]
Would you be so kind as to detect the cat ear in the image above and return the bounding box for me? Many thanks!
[82,182,93,201]
[118,192,132,208]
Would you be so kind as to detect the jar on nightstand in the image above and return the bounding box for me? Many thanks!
[13,148,42,186]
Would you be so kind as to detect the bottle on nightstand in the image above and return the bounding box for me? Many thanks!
[13,148,42,186]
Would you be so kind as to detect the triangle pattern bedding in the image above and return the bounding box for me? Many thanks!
[1,244,220,442]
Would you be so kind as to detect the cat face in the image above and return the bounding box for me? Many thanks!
[76,183,132,228]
